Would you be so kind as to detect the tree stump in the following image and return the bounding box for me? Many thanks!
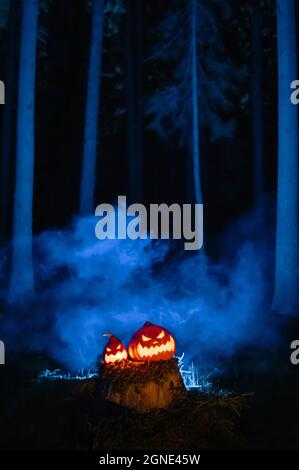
[98,358,186,413]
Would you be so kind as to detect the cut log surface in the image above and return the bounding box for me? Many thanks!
[98,358,186,413]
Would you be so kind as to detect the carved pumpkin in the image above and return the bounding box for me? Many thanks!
[103,333,128,364]
[128,321,176,362]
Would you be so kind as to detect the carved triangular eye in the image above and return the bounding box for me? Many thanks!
[142,334,151,342]
[116,344,121,350]
[157,330,165,339]
[107,347,112,352]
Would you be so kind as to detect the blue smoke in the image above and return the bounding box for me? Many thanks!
[0,210,280,371]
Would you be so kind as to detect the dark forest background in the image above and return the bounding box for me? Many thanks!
[0,0,298,380]
[0,0,278,239]
[0,0,299,451]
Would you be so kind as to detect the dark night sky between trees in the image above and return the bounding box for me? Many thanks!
[0,0,278,242]
[2,0,298,321]
[0,0,298,336]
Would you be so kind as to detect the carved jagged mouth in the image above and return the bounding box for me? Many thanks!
[136,336,175,358]
[105,350,127,364]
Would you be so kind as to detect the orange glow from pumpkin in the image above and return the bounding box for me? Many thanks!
[104,349,127,364]
[136,336,175,359]
[128,322,176,362]
[103,333,128,364]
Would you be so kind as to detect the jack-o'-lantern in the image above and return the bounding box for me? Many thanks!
[128,321,176,362]
[103,333,128,364]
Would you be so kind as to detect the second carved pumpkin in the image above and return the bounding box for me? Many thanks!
[103,333,128,364]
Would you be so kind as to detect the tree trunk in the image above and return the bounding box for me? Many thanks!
[80,0,104,215]
[272,0,299,315]
[8,0,38,302]
[251,0,264,209]
[126,0,143,204]
[98,359,186,413]
[191,0,202,205]
[190,0,205,257]
[0,0,19,243]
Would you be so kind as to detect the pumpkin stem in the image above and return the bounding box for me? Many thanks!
[144,321,152,326]
[103,332,113,338]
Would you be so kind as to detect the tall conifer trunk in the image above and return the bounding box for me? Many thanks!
[272,0,299,314]
[0,0,19,242]
[80,0,104,215]
[8,0,38,302]
[191,0,202,205]
[126,0,143,203]
[251,0,264,208]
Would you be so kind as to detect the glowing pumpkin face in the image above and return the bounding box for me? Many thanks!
[128,321,176,362]
[103,333,128,364]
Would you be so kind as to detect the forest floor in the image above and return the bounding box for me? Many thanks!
[0,342,299,450]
